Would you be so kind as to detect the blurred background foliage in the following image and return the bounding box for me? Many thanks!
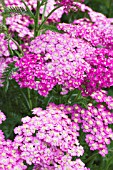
[62,0,113,23]
[84,0,113,18]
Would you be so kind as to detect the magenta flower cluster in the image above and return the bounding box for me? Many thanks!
[12,30,91,96]
[57,16,113,95]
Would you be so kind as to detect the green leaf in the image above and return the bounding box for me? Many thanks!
[3,6,34,18]
[41,24,62,33]
[3,63,18,92]
[0,112,22,140]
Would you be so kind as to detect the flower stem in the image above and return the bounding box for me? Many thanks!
[108,0,112,17]
[41,1,47,22]
[27,88,32,110]
[34,0,40,37]
[37,5,61,33]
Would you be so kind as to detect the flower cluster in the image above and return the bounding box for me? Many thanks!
[4,0,37,10]
[6,15,34,38]
[0,139,27,170]
[13,103,88,169]
[72,103,113,156]
[12,30,91,96]
[57,15,113,95]
[0,33,17,57]
[33,158,89,170]
[91,90,113,110]
[0,111,27,170]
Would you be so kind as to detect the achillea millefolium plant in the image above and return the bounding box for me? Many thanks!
[1,0,113,169]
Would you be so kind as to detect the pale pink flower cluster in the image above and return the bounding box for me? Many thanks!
[91,90,113,110]
[14,103,85,169]
[0,33,17,57]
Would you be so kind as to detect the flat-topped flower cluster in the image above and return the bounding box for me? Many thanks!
[1,95,113,169]
[1,1,113,169]
[12,30,91,96]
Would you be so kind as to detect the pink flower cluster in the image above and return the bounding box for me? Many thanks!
[0,139,27,170]
[6,15,34,38]
[0,99,113,168]
[57,15,113,95]
[4,0,37,10]
[12,30,91,96]
[13,103,90,169]
[72,103,113,157]
[33,158,89,170]
[0,33,17,57]
[0,111,27,169]
[91,90,113,110]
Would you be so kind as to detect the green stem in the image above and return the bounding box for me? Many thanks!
[108,0,112,17]
[27,88,32,110]
[34,0,40,37]
[84,152,98,163]
[20,89,31,111]
[74,90,81,101]
[37,5,61,33]
[41,1,47,22]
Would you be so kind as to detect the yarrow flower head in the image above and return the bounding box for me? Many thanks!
[13,103,87,169]
[57,11,113,95]
[12,30,91,96]
[72,103,113,157]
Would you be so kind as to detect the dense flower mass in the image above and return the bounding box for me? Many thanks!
[72,102,113,156]
[1,0,113,169]
[13,103,90,169]
[13,30,91,96]
[57,14,113,95]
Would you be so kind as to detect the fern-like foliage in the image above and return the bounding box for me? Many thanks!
[3,6,33,18]
[3,62,18,92]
